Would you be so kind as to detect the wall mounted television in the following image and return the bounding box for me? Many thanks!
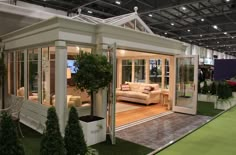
[67,60,77,73]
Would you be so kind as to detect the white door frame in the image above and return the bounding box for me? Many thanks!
[172,55,198,115]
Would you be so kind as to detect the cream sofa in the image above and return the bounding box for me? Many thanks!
[116,82,161,105]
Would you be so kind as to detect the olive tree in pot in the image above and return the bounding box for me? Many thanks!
[73,52,112,146]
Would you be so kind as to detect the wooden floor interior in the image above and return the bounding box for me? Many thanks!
[116,102,169,127]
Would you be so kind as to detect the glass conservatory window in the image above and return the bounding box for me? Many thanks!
[122,60,132,84]
[7,52,14,95]
[134,59,146,83]
[42,47,56,106]
[27,49,39,103]
[16,51,25,98]
[66,46,92,107]
[164,59,170,89]
[149,59,162,86]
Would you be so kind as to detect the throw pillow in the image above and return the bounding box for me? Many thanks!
[121,84,130,91]
[144,86,154,91]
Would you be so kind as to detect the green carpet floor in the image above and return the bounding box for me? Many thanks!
[157,106,236,155]
[197,101,223,116]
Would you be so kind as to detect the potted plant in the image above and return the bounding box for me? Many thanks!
[73,51,112,146]
[215,81,233,110]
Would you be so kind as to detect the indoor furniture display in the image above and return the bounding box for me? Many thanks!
[116,82,161,105]
[52,95,81,107]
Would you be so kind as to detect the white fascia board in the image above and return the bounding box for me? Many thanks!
[101,36,184,55]
[0,2,65,20]
[58,31,96,44]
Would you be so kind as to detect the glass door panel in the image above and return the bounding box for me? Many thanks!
[173,55,198,115]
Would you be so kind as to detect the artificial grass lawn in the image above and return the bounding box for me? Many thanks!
[21,124,152,155]
[21,125,42,155]
[197,101,223,116]
[157,106,236,155]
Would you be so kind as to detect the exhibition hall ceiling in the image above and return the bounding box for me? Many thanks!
[19,0,236,55]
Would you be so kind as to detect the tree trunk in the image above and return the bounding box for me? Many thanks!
[90,91,94,118]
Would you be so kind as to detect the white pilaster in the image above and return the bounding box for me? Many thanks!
[55,41,67,134]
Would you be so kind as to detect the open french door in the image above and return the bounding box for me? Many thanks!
[107,43,117,144]
[173,55,198,115]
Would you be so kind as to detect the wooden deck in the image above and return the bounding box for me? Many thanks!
[116,103,169,127]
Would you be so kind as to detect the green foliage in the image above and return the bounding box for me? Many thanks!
[64,107,88,155]
[73,52,112,116]
[210,81,217,95]
[201,81,209,94]
[0,112,25,155]
[198,81,201,93]
[217,81,233,100]
[40,107,65,155]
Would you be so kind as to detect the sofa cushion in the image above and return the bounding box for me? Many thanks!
[121,84,130,91]
[117,91,149,100]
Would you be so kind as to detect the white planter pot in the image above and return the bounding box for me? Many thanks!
[80,118,106,146]
[214,99,235,110]
[198,94,218,103]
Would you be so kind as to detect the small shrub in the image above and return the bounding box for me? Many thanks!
[217,81,232,100]
[64,106,88,155]
[210,81,217,95]
[201,81,209,94]
[0,112,25,155]
[40,107,65,155]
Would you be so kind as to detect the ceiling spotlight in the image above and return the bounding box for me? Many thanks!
[115,1,121,5]
[225,0,231,2]
[87,10,93,14]
[200,34,203,37]
[187,29,191,32]
[224,32,228,35]
[217,41,220,44]
[212,25,218,29]
[181,6,187,11]
[164,32,168,35]
[232,36,235,39]
[148,14,153,17]
[206,45,209,47]
[201,18,205,22]
[179,37,182,39]
[171,23,175,26]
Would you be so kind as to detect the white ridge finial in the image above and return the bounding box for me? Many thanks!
[134,6,138,14]
[78,8,82,15]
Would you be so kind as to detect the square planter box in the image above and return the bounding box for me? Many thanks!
[198,94,218,103]
[214,100,232,110]
[80,117,106,146]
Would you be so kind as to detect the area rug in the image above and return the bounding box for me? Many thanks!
[116,102,141,113]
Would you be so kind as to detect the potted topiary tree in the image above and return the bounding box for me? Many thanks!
[73,51,112,146]
[215,81,233,110]
[40,107,65,155]
[0,112,25,155]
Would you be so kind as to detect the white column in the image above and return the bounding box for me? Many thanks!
[55,41,67,134]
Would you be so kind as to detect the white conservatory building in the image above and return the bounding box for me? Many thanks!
[1,8,199,145]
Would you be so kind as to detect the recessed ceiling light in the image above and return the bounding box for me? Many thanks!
[87,10,93,14]
[115,1,121,5]
[200,34,203,37]
[232,36,234,39]
[164,32,168,35]
[217,41,220,44]
[187,29,191,32]
[201,18,205,22]
[148,14,153,17]
[171,23,175,26]
[181,6,187,11]
[225,0,231,2]
[179,37,182,39]
[224,32,228,35]
[212,25,218,29]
